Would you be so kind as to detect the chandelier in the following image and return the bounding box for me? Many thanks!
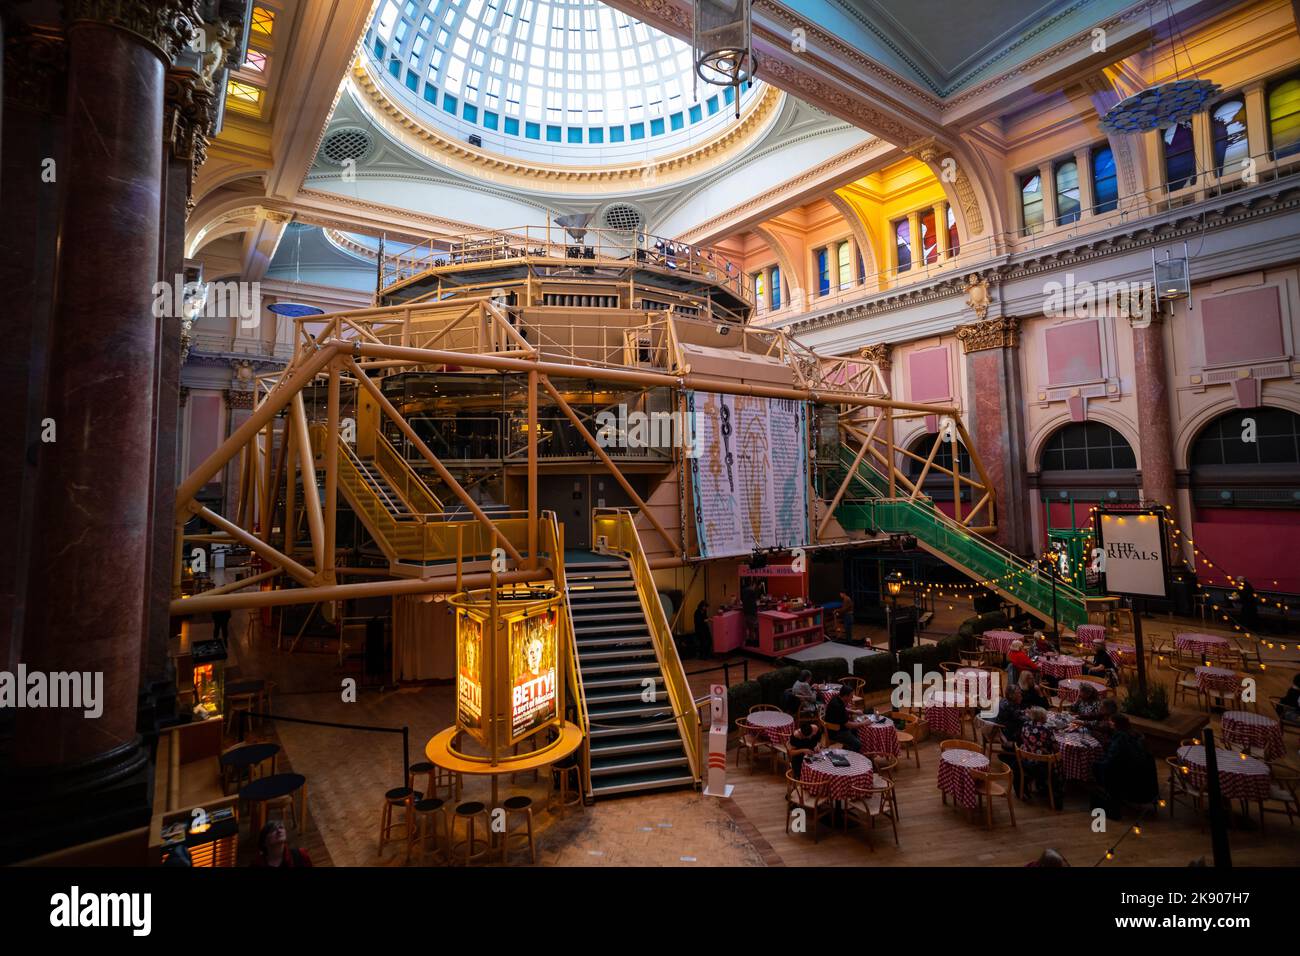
[1098,78,1220,135]
[693,0,757,119]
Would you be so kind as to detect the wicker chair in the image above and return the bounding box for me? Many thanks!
[1014,746,1061,808]
[784,771,834,843]
[844,778,899,849]
[971,758,1017,829]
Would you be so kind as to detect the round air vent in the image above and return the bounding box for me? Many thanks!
[319,127,374,167]
[602,203,643,232]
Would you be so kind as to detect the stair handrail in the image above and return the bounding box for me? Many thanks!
[544,511,591,798]
[838,443,1087,604]
[591,507,701,786]
[374,430,445,515]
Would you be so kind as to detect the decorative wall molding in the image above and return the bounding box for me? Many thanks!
[956,316,1020,353]
[859,343,892,371]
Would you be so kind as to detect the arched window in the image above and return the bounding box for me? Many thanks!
[1055,160,1080,224]
[753,271,764,300]
[894,219,911,273]
[816,249,830,295]
[770,266,781,309]
[1211,97,1249,175]
[1268,74,1300,160]
[1191,408,1300,467]
[1091,146,1118,213]
[837,241,852,289]
[1162,121,1197,191]
[1020,171,1044,234]
[1040,422,1136,472]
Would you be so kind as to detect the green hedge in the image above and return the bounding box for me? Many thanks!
[727,680,762,718]
[957,611,1009,646]
[802,657,850,684]
[853,650,898,691]
[756,666,801,705]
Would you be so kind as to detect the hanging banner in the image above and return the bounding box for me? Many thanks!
[456,609,485,739]
[1097,510,1168,597]
[507,606,559,743]
[687,391,808,558]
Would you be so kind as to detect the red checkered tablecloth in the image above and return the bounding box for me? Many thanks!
[981,630,1021,653]
[814,684,842,704]
[1176,633,1231,658]
[1221,711,1285,760]
[923,690,967,739]
[1176,745,1271,801]
[1105,643,1139,666]
[746,711,794,745]
[938,749,989,809]
[855,719,901,757]
[1054,731,1103,782]
[1076,624,1107,644]
[1195,666,1240,697]
[801,751,873,799]
[1039,655,1085,680]
[1056,678,1094,704]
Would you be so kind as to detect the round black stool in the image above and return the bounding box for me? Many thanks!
[379,786,420,856]
[411,797,448,865]
[499,795,537,864]
[451,801,490,865]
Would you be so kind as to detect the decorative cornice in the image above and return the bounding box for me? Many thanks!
[351,57,783,189]
[3,25,66,114]
[224,387,255,410]
[859,343,892,371]
[956,316,1019,353]
[64,0,204,62]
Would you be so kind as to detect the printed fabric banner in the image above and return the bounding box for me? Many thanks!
[687,391,808,558]
[508,608,558,741]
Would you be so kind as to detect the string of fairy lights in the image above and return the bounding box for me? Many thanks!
[1095,801,1161,866]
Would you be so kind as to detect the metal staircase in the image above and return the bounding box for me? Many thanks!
[568,558,695,797]
[831,444,1088,630]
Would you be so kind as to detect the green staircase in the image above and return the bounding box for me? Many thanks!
[831,444,1088,631]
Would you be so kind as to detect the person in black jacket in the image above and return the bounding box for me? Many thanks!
[1091,715,1158,817]
[691,601,711,660]
[823,685,862,752]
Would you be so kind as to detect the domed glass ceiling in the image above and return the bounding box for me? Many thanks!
[365,0,759,161]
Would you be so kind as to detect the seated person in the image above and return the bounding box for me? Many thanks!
[1275,674,1300,725]
[1032,630,1057,655]
[789,670,816,713]
[1089,698,1120,748]
[1018,670,1051,710]
[1018,706,1062,804]
[1090,715,1158,816]
[1083,638,1118,684]
[1006,639,1039,688]
[786,721,822,776]
[993,685,1025,746]
[1070,682,1104,723]
[822,684,863,752]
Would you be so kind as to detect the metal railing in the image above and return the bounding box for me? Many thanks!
[544,511,591,799]
[591,508,701,784]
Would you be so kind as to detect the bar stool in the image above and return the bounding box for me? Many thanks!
[510,737,540,784]
[410,797,449,865]
[407,761,435,796]
[450,801,491,865]
[499,795,537,864]
[379,786,419,856]
[548,757,583,815]
[430,764,462,801]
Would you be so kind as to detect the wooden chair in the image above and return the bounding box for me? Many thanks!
[735,718,776,773]
[979,648,1004,668]
[892,712,922,769]
[844,778,899,849]
[864,753,898,780]
[959,650,984,667]
[1165,756,1207,831]
[1169,664,1205,710]
[1014,747,1061,808]
[1259,762,1300,832]
[1269,697,1300,740]
[784,771,834,843]
[939,661,963,674]
[974,718,1004,759]
[1146,636,1172,672]
[839,676,865,698]
[971,758,1017,829]
[749,704,783,714]
[940,738,983,754]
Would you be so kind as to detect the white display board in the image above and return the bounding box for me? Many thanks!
[1098,512,1167,597]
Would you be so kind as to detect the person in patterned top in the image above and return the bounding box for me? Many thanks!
[1019,707,1062,805]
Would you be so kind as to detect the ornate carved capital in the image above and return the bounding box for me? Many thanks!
[64,0,204,62]
[4,25,67,114]
[956,316,1019,354]
[858,343,892,371]
[178,386,190,407]
[224,388,255,410]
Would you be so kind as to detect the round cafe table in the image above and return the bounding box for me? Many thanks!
[938,749,988,809]
[801,750,873,799]
[1056,677,1098,705]
[855,718,901,756]
[219,742,280,794]
[923,690,967,739]
[1194,665,1240,697]
[239,772,307,833]
[1176,745,1271,801]
[981,630,1021,654]
[1054,732,1102,782]
[1220,711,1285,760]
[1176,632,1231,659]
[1039,654,1084,681]
[1075,623,1107,643]
[814,683,843,705]
[747,710,794,745]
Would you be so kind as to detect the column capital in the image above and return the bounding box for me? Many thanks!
[64,0,204,62]
[164,67,217,205]
[225,387,255,410]
[956,316,1019,353]
[858,343,892,371]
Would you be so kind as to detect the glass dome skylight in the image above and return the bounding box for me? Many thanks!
[364,0,760,162]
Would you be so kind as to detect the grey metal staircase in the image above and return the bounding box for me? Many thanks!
[568,558,694,797]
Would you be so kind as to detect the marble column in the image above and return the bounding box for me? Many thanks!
[6,1,201,864]
[1130,312,1177,510]
[931,203,949,261]
[907,210,922,271]
[956,316,1033,555]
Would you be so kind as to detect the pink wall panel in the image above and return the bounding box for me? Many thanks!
[1193,507,1300,594]
[1200,287,1285,366]
[187,395,223,485]
[908,348,950,403]
[1044,320,1103,386]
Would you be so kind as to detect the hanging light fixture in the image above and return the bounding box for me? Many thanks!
[268,223,325,318]
[693,0,756,119]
